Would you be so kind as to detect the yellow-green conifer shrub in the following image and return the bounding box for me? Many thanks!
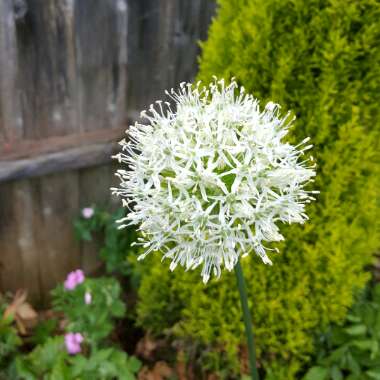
[135,0,380,377]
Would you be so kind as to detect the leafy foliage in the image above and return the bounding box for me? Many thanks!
[1,276,140,380]
[0,298,22,377]
[52,277,126,348]
[304,284,380,380]
[74,207,138,277]
[136,0,380,378]
[29,319,58,346]
[14,337,141,380]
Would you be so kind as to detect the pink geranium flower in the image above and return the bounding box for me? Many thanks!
[64,269,85,290]
[65,332,84,355]
[82,207,94,219]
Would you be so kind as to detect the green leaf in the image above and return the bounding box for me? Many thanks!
[14,357,36,380]
[70,355,88,376]
[49,359,71,380]
[329,346,348,362]
[127,356,142,373]
[98,361,118,377]
[92,348,113,362]
[344,325,367,336]
[111,301,126,318]
[28,337,66,371]
[118,370,135,380]
[30,319,58,345]
[347,315,361,323]
[372,286,380,306]
[346,375,361,380]
[304,366,328,380]
[346,352,361,375]
[331,366,343,380]
[367,368,380,380]
[351,339,375,351]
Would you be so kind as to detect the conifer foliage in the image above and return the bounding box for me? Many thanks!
[136,0,380,377]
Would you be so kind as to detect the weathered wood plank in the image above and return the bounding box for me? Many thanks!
[0,0,215,147]
[126,0,215,115]
[0,182,26,295]
[0,126,126,160]
[0,142,119,183]
[75,0,128,133]
[0,179,43,302]
[14,0,79,139]
[0,0,23,142]
[37,171,81,302]
[12,180,42,302]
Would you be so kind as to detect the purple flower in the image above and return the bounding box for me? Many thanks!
[84,291,92,305]
[64,269,85,290]
[82,207,94,219]
[65,332,84,355]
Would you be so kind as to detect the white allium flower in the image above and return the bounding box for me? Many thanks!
[112,79,317,283]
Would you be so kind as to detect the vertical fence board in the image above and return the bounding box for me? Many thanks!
[13,180,43,302]
[37,172,81,301]
[0,182,25,294]
[126,0,215,115]
[0,0,23,144]
[14,0,79,139]
[75,0,128,133]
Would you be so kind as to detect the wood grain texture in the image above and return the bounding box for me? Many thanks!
[0,0,215,304]
[0,142,120,182]
[126,0,215,114]
[0,182,26,295]
[0,126,126,161]
[0,0,215,157]
[14,0,79,139]
[0,0,23,142]
[37,172,81,302]
[75,0,128,133]
[12,180,42,302]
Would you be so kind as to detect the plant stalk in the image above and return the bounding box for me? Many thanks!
[234,259,260,380]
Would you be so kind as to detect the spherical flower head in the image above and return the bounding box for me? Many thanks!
[82,207,94,219]
[112,79,317,283]
[64,269,85,290]
[65,332,84,355]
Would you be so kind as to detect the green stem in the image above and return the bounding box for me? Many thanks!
[234,259,260,380]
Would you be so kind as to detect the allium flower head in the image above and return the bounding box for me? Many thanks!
[112,79,317,283]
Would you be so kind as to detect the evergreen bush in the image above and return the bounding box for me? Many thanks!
[135,0,380,377]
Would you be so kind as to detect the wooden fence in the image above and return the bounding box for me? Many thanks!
[0,0,215,304]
